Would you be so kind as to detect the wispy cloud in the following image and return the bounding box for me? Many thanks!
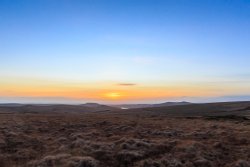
[132,56,155,65]
[117,83,137,86]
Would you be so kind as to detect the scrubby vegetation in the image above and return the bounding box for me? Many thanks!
[0,109,249,167]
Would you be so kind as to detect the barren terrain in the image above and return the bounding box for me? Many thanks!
[0,102,249,167]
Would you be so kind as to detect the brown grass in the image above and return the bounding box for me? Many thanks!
[0,106,249,167]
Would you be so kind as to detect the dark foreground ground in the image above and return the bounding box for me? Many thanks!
[0,102,250,167]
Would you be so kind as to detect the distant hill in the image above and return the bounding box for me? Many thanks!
[113,101,191,109]
[1,101,249,118]
[125,101,250,117]
[0,103,25,107]
[152,101,191,107]
[80,103,116,111]
[0,103,117,113]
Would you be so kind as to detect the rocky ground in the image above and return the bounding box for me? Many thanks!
[0,110,249,167]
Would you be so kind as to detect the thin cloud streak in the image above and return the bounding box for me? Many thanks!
[117,83,137,86]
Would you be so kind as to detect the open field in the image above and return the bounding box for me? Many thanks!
[0,102,249,167]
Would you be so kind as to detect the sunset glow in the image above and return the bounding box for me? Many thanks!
[105,92,122,99]
[0,76,249,103]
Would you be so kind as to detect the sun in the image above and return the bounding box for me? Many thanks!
[105,92,122,99]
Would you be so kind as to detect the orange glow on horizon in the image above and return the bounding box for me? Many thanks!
[0,77,248,102]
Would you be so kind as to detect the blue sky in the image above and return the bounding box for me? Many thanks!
[0,0,250,103]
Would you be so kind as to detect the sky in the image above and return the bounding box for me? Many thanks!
[0,0,250,104]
